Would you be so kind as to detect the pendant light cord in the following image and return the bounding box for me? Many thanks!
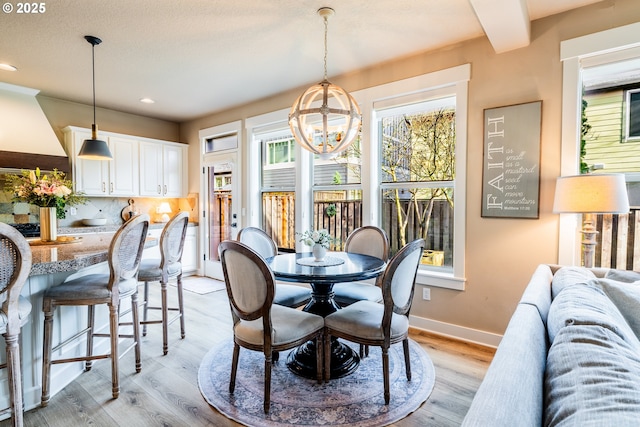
[91,42,96,125]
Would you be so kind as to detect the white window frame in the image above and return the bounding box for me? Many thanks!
[625,88,640,141]
[559,22,640,265]
[246,64,470,288]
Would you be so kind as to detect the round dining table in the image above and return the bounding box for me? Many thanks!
[266,251,386,379]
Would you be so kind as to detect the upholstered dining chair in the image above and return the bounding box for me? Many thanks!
[41,214,149,406]
[219,240,324,413]
[324,238,425,404]
[0,223,33,426]
[138,211,189,355]
[237,227,311,308]
[332,226,390,307]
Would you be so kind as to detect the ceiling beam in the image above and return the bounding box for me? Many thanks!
[469,0,531,53]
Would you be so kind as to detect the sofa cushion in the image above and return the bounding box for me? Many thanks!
[546,281,635,345]
[596,277,640,341]
[544,323,640,426]
[605,269,640,283]
[550,266,596,299]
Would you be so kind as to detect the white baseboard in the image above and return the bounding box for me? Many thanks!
[409,315,502,348]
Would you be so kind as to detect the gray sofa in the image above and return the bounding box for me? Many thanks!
[462,264,640,426]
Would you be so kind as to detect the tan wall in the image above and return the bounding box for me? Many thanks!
[181,0,640,338]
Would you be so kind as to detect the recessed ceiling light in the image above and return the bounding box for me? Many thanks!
[139,97,155,104]
[0,63,18,71]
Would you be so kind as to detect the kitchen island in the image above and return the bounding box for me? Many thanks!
[1,231,157,418]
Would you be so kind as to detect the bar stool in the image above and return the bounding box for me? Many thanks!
[138,211,189,355]
[0,223,33,426]
[41,214,149,406]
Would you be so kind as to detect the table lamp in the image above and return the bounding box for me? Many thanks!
[157,202,172,223]
[553,173,629,268]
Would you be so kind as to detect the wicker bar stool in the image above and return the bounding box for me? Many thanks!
[138,211,189,355]
[0,223,33,427]
[41,214,149,406]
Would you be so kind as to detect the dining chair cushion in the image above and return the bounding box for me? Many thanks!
[274,284,311,308]
[137,258,183,281]
[234,304,324,347]
[0,296,32,332]
[325,300,409,341]
[46,274,139,301]
[332,282,383,306]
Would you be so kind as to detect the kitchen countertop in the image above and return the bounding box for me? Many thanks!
[58,221,198,235]
[28,233,157,277]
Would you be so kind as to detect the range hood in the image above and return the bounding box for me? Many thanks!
[0,82,69,173]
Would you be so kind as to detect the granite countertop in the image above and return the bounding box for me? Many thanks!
[28,233,157,277]
[58,221,198,235]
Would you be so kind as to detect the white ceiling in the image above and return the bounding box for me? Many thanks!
[0,0,603,122]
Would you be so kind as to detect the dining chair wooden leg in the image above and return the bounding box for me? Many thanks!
[131,292,142,373]
[109,304,119,399]
[85,305,95,371]
[382,346,390,405]
[229,344,240,392]
[323,333,331,382]
[142,281,150,336]
[315,333,323,384]
[161,279,169,355]
[177,273,185,339]
[264,350,272,413]
[41,308,53,407]
[5,332,23,426]
[403,338,411,381]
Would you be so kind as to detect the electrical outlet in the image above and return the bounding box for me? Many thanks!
[422,287,431,300]
[69,207,77,216]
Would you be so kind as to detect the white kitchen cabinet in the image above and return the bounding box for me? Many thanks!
[63,126,187,198]
[139,140,187,198]
[63,127,139,196]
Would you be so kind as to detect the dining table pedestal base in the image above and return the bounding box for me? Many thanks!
[286,337,359,380]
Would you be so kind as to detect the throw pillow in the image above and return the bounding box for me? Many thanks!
[595,277,640,341]
[544,323,640,426]
[546,281,637,345]
[550,266,596,299]
[605,269,640,283]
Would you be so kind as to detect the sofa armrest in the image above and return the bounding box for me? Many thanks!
[462,303,548,427]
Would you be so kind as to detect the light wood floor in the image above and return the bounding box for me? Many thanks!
[5,278,495,426]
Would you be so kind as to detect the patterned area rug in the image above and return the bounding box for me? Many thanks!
[198,339,435,427]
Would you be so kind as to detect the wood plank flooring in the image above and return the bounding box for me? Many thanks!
[4,278,495,426]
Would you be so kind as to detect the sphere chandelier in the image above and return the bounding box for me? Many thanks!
[288,7,362,160]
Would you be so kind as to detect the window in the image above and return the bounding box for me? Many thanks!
[376,96,456,272]
[246,64,470,289]
[626,88,640,140]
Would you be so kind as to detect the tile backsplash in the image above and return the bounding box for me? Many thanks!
[0,193,199,226]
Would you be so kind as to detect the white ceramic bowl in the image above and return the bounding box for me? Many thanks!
[82,218,107,226]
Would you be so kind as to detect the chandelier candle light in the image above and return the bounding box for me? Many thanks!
[288,7,362,160]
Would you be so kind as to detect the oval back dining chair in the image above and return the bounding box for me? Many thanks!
[138,211,189,355]
[324,238,425,404]
[0,223,33,427]
[237,227,311,308]
[219,240,325,413]
[41,214,149,406]
[332,226,390,307]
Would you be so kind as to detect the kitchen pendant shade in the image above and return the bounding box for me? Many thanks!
[78,35,112,161]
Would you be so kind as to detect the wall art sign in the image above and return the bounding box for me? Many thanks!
[481,101,542,219]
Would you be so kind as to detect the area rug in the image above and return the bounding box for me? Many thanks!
[175,276,226,294]
[198,338,435,427]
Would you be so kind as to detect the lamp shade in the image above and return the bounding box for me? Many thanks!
[78,136,113,160]
[553,173,629,214]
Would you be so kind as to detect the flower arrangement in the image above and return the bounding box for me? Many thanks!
[4,168,86,219]
[298,229,333,249]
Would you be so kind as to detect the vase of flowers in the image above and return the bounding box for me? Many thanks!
[4,168,86,241]
[298,229,333,262]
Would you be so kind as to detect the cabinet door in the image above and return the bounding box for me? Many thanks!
[162,144,185,197]
[109,136,139,196]
[139,142,163,196]
[72,130,109,196]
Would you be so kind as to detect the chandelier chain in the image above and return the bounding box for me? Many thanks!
[323,14,328,80]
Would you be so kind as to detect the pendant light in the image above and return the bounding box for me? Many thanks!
[288,7,361,160]
[78,35,113,160]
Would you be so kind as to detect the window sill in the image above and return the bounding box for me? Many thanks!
[415,269,465,291]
